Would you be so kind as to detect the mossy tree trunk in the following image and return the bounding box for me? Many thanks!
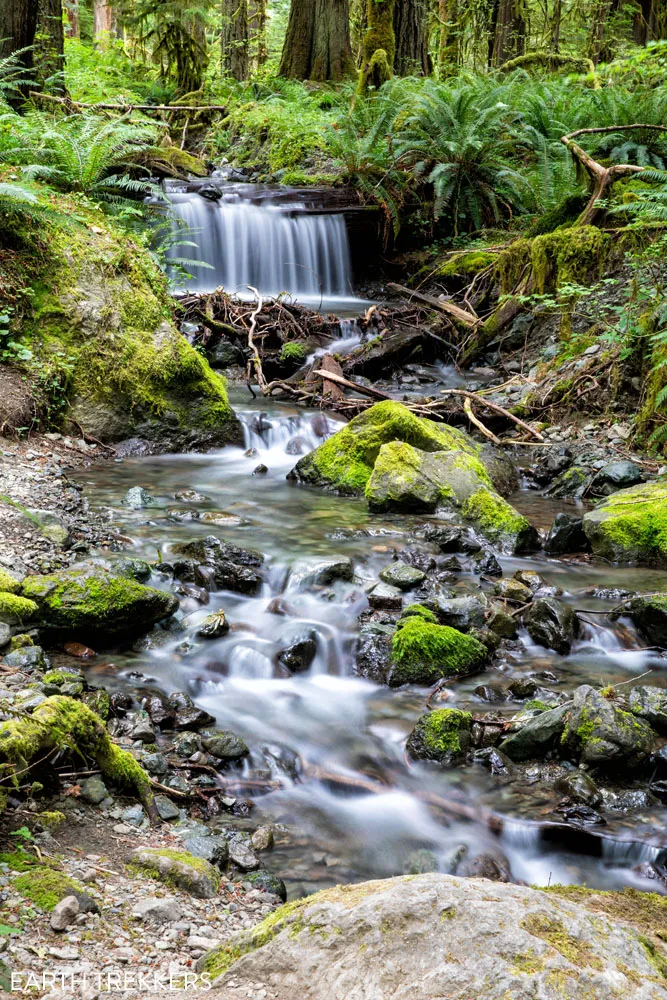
[0,0,39,105]
[489,0,525,67]
[249,0,267,66]
[359,0,395,91]
[393,0,429,76]
[34,0,66,93]
[438,0,459,72]
[93,0,115,46]
[221,0,249,80]
[279,0,355,82]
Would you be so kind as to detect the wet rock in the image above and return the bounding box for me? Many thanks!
[583,482,667,565]
[507,678,538,700]
[209,340,245,368]
[628,686,667,734]
[499,703,570,761]
[141,751,169,776]
[405,708,472,764]
[562,685,655,770]
[601,788,655,813]
[493,578,532,604]
[50,895,79,932]
[532,448,573,485]
[115,558,153,583]
[63,641,96,659]
[144,694,176,729]
[598,460,643,490]
[251,826,274,851]
[624,596,667,647]
[174,732,201,756]
[471,747,513,775]
[197,610,230,639]
[228,835,261,872]
[198,184,222,201]
[128,848,220,898]
[513,570,562,598]
[403,849,438,875]
[399,548,437,573]
[556,802,605,825]
[174,705,216,731]
[473,683,507,703]
[277,630,318,673]
[434,594,488,631]
[285,436,310,456]
[544,513,590,555]
[131,896,183,924]
[474,550,502,577]
[546,466,592,499]
[123,487,157,508]
[424,524,469,553]
[367,582,403,610]
[486,605,517,639]
[173,536,264,594]
[244,871,286,901]
[2,645,48,671]
[154,794,180,821]
[110,691,132,716]
[128,711,156,743]
[379,562,426,591]
[524,598,578,655]
[390,615,487,686]
[253,464,268,476]
[440,555,462,572]
[461,853,512,882]
[79,776,108,805]
[555,770,602,807]
[202,732,250,761]
[288,556,354,589]
[183,835,229,869]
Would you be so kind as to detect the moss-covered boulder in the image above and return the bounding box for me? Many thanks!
[21,564,178,636]
[405,708,473,764]
[0,592,38,626]
[289,401,536,553]
[561,686,655,771]
[389,616,487,686]
[0,569,21,594]
[583,482,667,565]
[12,865,98,913]
[624,595,667,646]
[0,197,241,448]
[128,847,220,898]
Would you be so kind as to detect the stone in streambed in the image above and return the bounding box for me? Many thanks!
[123,487,157,509]
[367,582,403,610]
[583,481,667,565]
[288,556,353,589]
[499,704,570,761]
[624,595,667,647]
[197,610,230,639]
[0,593,38,627]
[561,685,654,770]
[406,708,472,764]
[628,686,667,734]
[545,512,590,555]
[494,578,532,604]
[228,836,260,872]
[434,594,488,631]
[203,732,250,761]
[244,871,286,901]
[379,562,426,591]
[524,598,578,655]
[277,630,318,673]
[182,835,229,869]
[389,615,486,687]
[555,771,602,807]
[21,565,178,636]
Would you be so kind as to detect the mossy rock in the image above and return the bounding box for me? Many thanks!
[0,569,21,594]
[0,592,38,626]
[437,252,495,279]
[21,564,178,636]
[461,487,538,553]
[561,685,655,771]
[0,198,241,447]
[405,708,473,763]
[128,847,221,898]
[13,865,98,912]
[389,616,487,686]
[582,482,667,565]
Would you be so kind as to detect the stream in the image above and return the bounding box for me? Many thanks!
[72,388,667,899]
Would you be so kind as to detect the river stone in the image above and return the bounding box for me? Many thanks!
[546,465,592,499]
[499,703,570,761]
[562,685,655,770]
[405,709,472,765]
[154,794,180,821]
[243,871,287,901]
[79,775,108,805]
[202,732,250,761]
[485,604,517,638]
[628,685,667,734]
[277,630,318,673]
[555,770,602,807]
[583,482,667,564]
[228,836,260,872]
[494,578,532,604]
[544,512,590,555]
[21,565,178,636]
[524,598,578,655]
[434,594,487,631]
[379,562,426,591]
[128,848,220,898]
[123,487,157,508]
[288,556,353,589]
[599,460,643,488]
[182,835,229,869]
[368,582,403,610]
[196,873,667,999]
[197,610,230,639]
[624,595,667,646]
[355,629,393,684]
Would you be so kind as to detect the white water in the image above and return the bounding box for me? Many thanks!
[165,184,361,311]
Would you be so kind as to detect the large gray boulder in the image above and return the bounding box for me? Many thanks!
[561,685,655,770]
[197,873,667,999]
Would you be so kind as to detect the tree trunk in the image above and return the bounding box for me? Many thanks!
[249,0,267,66]
[221,0,249,80]
[549,0,562,51]
[438,0,459,72]
[359,0,395,89]
[393,0,429,76]
[34,0,65,92]
[632,0,654,44]
[65,0,79,37]
[0,0,39,98]
[490,0,525,67]
[588,0,612,64]
[93,0,114,44]
[279,0,355,82]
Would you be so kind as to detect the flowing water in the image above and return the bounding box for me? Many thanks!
[164,180,366,313]
[74,391,667,899]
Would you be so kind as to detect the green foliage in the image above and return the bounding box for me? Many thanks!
[279,341,307,364]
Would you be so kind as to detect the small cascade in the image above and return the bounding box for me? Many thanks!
[165,182,356,307]
[306,318,364,365]
[239,407,340,459]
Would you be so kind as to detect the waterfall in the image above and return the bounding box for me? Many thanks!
[165,183,356,307]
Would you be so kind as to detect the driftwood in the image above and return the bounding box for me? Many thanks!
[428,389,545,441]
[387,282,480,328]
[29,92,227,114]
[311,368,392,401]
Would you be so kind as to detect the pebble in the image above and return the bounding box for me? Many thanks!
[50,895,79,932]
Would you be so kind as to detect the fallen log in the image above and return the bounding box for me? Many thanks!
[387,282,480,329]
[311,368,392,401]
[427,389,544,442]
[29,92,227,114]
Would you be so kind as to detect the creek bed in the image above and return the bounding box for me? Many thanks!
[72,389,667,898]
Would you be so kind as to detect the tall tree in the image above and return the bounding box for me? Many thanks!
[93,0,115,44]
[0,0,39,94]
[65,0,79,37]
[489,0,525,67]
[279,0,355,82]
[221,0,249,79]
[35,0,66,91]
[249,0,267,66]
[393,0,429,75]
[359,0,395,89]
[438,0,459,72]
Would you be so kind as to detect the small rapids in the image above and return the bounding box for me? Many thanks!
[76,393,667,898]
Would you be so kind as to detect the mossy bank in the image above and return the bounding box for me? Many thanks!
[0,193,242,450]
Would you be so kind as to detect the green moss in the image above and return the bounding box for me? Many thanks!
[0,695,153,810]
[0,851,41,872]
[42,670,82,686]
[0,593,38,626]
[512,950,546,974]
[421,708,472,755]
[583,482,667,564]
[400,604,438,624]
[129,847,220,892]
[390,617,486,685]
[526,195,590,237]
[0,569,21,594]
[8,634,33,651]
[13,866,86,911]
[530,226,612,294]
[35,810,66,830]
[524,699,549,712]
[358,0,395,93]
[438,251,495,279]
[521,913,603,969]
[292,400,478,496]
[81,689,110,720]
[461,487,534,551]
[279,342,308,365]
